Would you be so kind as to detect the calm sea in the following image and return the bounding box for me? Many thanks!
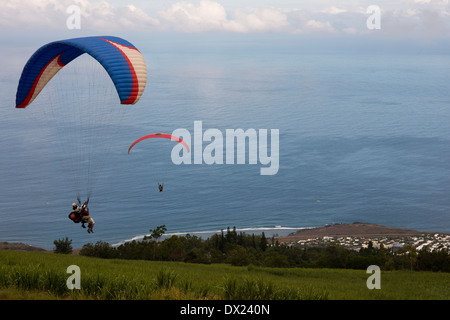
[1,34,449,250]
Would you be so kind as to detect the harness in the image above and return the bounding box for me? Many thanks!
[68,211,82,223]
[68,199,90,223]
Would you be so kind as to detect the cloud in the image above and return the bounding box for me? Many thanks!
[157,1,289,33]
[288,9,336,34]
[0,0,159,32]
[0,0,63,29]
[115,5,160,31]
[0,0,448,37]
[322,6,347,15]
[305,19,336,33]
[230,8,289,33]
[380,6,450,37]
[158,1,228,32]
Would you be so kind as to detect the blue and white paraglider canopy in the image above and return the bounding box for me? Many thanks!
[16,36,147,108]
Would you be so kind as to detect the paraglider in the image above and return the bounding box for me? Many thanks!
[15,36,147,231]
[68,199,94,233]
[128,133,190,154]
[128,133,190,192]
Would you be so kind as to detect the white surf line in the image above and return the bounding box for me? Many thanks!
[112,226,313,247]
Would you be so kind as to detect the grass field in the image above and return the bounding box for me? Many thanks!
[0,250,448,300]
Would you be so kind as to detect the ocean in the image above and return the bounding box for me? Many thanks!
[1,34,449,250]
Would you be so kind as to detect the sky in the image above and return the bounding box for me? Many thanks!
[0,0,448,76]
[0,0,449,38]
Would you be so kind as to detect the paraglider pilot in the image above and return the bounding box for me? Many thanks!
[68,201,95,233]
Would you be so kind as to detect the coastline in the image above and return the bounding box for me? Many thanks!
[112,226,307,248]
[0,241,47,252]
[276,222,450,245]
[1,222,449,253]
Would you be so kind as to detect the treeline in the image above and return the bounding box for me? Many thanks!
[79,226,450,272]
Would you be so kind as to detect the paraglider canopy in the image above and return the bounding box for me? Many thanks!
[128,133,190,154]
[15,36,147,108]
[15,36,148,199]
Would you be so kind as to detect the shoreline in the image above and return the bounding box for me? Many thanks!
[1,222,449,252]
[276,222,449,244]
[112,226,308,247]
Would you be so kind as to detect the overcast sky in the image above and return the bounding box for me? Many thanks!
[0,0,449,37]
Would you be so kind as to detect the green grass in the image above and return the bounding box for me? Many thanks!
[0,250,448,300]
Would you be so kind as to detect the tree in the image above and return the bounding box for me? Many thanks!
[404,244,418,271]
[228,246,252,266]
[144,225,167,260]
[53,237,73,254]
[262,248,289,268]
[260,232,267,251]
[80,241,118,259]
[145,225,167,241]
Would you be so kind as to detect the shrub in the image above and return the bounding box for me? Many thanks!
[80,241,118,259]
[53,237,73,254]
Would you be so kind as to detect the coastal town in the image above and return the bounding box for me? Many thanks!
[277,223,450,252]
[289,232,450,252]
